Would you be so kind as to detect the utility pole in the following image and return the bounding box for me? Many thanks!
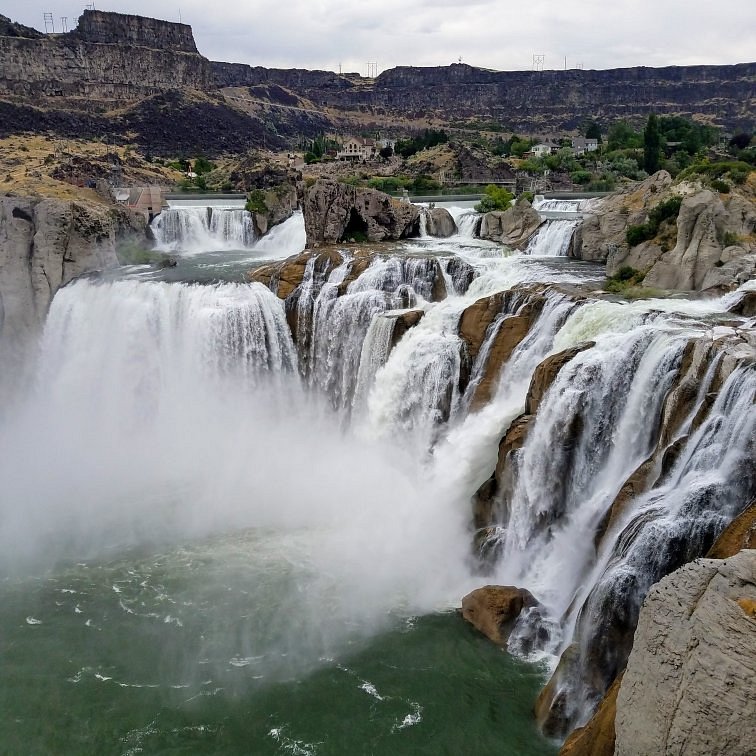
[43,13,54,33]
[532,54,545,72]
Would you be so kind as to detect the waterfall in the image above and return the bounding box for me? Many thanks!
[151,207,257,252]
[252,211,306,260]
[524,219,580,256]
[532,198,587,212]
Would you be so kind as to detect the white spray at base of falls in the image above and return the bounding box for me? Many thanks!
[2,230,754,733]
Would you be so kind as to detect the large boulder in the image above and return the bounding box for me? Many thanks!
[248,183,298,236]
[303,179,420,247]
[479,198,542,247]
[461,585,539,645]
[424,207,457,237]
[614,550,756,756]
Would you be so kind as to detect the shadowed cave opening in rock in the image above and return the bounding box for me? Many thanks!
[340,208,369,242]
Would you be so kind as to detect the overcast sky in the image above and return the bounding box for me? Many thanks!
[7,1,756,74]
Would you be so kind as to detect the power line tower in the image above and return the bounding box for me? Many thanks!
[366,62,378,78]
[43,13,54,33]
[532,54,545,72]
[60,17,68,32]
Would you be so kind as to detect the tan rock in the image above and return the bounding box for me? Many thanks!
[614,550,756,756]
[707,501,756,559]
[461,585,539,645]
[479,198,542,247]
[559,674,622,756]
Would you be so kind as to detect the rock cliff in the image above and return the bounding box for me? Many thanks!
[614,550,756,756]
[0,10,212,99]
[213,61,756,133]
[302,180,420,246]
[0,197,146,395]
[573,172,756,291]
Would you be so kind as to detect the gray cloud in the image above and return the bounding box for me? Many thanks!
[6,0,755,74]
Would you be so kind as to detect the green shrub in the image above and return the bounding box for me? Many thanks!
[722,231,741,247]
[570,170,592,185]
[605,265,645,293]
[475,184,514,212]
[245,189,268,214]
[625,195,682,247]
[710,178,730,193]
[626,224,653,246]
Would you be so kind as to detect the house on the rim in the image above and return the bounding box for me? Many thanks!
[336,136,378,161]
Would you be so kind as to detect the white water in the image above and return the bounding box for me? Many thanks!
[250,211,306,260]
[525,219,580,256]
[2,220,753,737]
[151,206,257,252]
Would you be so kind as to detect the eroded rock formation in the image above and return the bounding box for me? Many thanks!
[614,550,756,756]
[303,180,420,247]
[461,585,540,645]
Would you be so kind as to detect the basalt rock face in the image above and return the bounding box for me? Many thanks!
[0,10,212,99]
[214,62,756,132]
[0,197,146,393]
[614,550,756,756]
[303,180,420,247]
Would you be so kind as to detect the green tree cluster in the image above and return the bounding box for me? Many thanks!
[474,184,514,212]
[394,129,449,158]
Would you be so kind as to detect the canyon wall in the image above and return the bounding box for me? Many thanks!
[0,10,212,99]
[212,61,756,132]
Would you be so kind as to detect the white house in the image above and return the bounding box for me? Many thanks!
[571,137,599,155]
[337,137,378,161]
[531,143,554,157]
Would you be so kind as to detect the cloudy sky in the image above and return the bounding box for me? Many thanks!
[9,1,756,74]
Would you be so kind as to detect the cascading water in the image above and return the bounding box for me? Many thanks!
[151,206,257,252]
[3,196,754,752]
[525,219,580,256]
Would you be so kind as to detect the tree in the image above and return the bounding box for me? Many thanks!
[379,145,393,160]
[474,184,514,212]
[585,120,602,143]
[643,114,662,174]
[607,121,642,151]
[729,133,753,150]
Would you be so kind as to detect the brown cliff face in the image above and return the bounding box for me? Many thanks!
[0,11,212,99]
[213,61,756,132]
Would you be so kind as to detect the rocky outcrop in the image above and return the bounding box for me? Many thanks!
[707,501,756,559]
[424,207,456,237]
[642,189,756,291]
[303,180,420,247]
[479,199,542,247]
[461,585,539,645]
[0,197,146,393]
[614,550,756,756]
[573,171,674,264]
[574,173,756,292]
[248,184,298,236]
